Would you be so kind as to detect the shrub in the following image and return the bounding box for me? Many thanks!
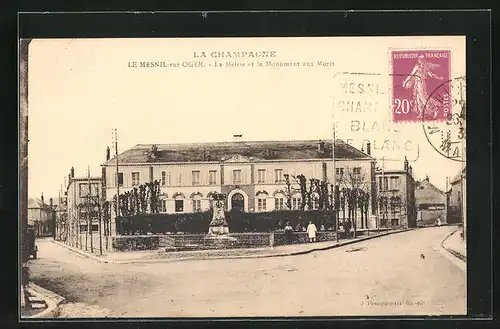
[116,210,337,235]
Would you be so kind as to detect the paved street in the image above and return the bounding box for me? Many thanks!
[29,226,466,317]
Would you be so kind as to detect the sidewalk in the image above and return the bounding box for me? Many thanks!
[21,282,65,319]
[442,227,466,261]
[52,228,412,264]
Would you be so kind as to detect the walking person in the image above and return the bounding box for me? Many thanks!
[306,221,317,243]
[284,222,294,245]
[344,219,352,239]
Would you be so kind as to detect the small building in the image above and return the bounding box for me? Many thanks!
[447,166,466,224]
[415,177,446,226]
[27,195,55,237]
[66,167,104,246]
[375,158,417,229]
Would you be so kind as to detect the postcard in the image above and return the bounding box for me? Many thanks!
[20,36,466,318]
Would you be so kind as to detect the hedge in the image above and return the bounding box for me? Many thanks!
[115,210,337,235]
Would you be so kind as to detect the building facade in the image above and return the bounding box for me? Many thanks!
[447,167,466,224]
[374,159,417,229]
[102,140,377,235]
[27,195,54,237]
[415,177,447,226]
[65,167,104,247]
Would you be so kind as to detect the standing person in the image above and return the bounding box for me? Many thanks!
[344,219,352,239]
[284,222,294,244]
[306,221,317,243]
[437,216,442,227]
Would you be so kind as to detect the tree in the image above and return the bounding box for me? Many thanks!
[283,173,293,210]
[293,174,308,211]
[338,166,371,238]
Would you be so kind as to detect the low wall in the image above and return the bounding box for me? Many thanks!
[112,235,160,251]
[159,233,272,251]
[273,231,339,246]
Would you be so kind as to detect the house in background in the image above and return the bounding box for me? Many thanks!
[66,167,104,247]
[414,177,446,226]
[375,157,417,229]
[27,194,55,237]
[447,166,466,224]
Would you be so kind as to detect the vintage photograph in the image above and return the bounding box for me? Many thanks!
[20,36,466,318]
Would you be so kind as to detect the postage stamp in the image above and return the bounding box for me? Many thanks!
[391,50,451,122]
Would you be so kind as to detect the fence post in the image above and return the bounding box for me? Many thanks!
[269,231,275,247]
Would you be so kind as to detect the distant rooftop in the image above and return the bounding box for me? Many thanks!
[102,139,372,166]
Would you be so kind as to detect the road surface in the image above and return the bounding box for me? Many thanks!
[29,226,466,317]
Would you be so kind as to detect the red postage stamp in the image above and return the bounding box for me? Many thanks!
[391,50,451,122]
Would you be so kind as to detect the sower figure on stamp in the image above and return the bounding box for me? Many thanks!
[402,55,444,119]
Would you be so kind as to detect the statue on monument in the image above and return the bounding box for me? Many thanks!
[208,193,229,235]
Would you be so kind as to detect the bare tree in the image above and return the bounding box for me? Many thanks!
[338,166,371,238]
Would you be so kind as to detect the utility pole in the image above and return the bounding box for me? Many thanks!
[114,129,121,218]
[97,186,103,255]
[332,114,338,242]
[88,166,94,253]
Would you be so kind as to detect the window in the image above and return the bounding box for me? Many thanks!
[192,171,200,185]
[175,200,184,212]
[311,194,319,210]
[193,199,201,212]
[292,196,302,210]
[378,177,383,192]
[115,172,123,187]
[159,199,167,213]
[353,167,361,175]
[389,177,400,190]
[161,171,170,187]
[209,170,217,185]
[132,172,140,186]
[383,177,389,190]
[233,170,242,184]
[275,197,284,210]
[79,183,99,198]
[275,169,283,184]
[336,168,344,177]
[257,169,266,183]
[258,198,267,212]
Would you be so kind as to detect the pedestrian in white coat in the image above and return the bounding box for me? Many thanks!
[306,221,317,243]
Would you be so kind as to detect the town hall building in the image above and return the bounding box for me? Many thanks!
[101,139,377,234]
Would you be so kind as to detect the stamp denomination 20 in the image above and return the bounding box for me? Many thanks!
[391,50,451,122]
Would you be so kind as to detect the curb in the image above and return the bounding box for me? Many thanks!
[441,228,466,262]
[52,229,412,264]
[25,283,65,319]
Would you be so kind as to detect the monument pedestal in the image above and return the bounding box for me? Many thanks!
[208,193,230,235]
[208,225,229,235]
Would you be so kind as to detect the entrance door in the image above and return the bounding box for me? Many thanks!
[231,193,245,212]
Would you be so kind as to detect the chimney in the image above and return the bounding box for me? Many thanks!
[49,197,53,208]
[41,192,44,204]
[70,167,75,178]
[106,147,110,161]
[404,156,409,171]
[366,142,371,156]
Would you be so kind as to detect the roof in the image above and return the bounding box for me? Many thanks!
[102,139,373,166]
[414,178,445,204]
[450,166,466,185]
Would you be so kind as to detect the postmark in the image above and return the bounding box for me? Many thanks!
[422,76,466,162]
[391,50,451,122]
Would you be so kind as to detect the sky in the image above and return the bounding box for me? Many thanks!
[27,37,466,200]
